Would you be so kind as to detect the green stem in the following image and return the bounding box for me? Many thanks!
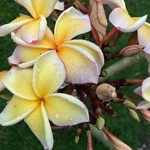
[99,53,145,82]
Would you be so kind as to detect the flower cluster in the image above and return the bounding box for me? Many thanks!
[0,0,150,150]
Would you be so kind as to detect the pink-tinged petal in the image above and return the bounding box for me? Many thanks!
[54,7,91,45]
[2,67,38,100]
[138,22,150,54]
[54,1,64,11]
[0,71,8,92]
[33,51,66,98]
[11,27,56,49]
[141,77,150,102]
[44,93,89,126]
[65,40,104,72]
[25,102,54,150]
[8,46,48,66]
[109,8,147,32]
[90,0,108,42]
[102,0,126,9]
[0,15,32,37]
[20,16,47,43]
[137,101,150,109]
[0,96,39,126]
[134,86,142,96]
[58,44,99,84]
[15,0,37,19]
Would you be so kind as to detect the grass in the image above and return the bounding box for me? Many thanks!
[0,0,150,150]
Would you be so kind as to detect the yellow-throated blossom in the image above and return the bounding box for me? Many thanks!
[9,7,104,84]
[108,3,150,53]
[0,51,89,150]
[0,0,64,43]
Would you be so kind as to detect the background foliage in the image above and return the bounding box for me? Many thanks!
[0,0,150,149]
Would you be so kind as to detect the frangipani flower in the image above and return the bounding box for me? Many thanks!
[109,7,150,53]
[10,7,104,84]
[0,51,89,150]
[0,0,64,43]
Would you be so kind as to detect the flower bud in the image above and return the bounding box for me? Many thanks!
[128,109,140,122]
[139,109,150,123]
[96,117,105,130]
[137,101,150,109]
[96,83,117,101]
[117,45,144,57]
[123,100,136,109]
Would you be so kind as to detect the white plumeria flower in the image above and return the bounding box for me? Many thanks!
[0,0,64,43]
[9,7,104,84]
[0,51,89,150]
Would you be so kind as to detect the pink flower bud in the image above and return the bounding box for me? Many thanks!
[96,83,117,101]
[139,109,150,123]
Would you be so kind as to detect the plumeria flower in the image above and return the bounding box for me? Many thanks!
[134,77,150,109]
[0,51,89,150]
[10,7,104,84]
[109,6,150,53]
[0,0,64,43]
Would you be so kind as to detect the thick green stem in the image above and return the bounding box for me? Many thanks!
[99,53,145,82]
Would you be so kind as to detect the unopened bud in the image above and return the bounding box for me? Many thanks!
[139,109,150,123]
[123,100,136,109]
[128,109,140,122]
[96,117,105,130]
[117,45,144,57]
[75,128,81,144]
[96,83,117,102]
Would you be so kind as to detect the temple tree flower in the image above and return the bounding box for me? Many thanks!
[0,71,8,92]
[0,51,89,150]
[108,3,150,54]
[10,7,104,84]
[0,0,64,43]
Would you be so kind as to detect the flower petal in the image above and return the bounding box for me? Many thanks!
[65,40,104,72]
[134,86,142,96]
[0,96,39,126]
[8,46,48,66]
[54,7,91,45]
[16,0,57,18]
[0,15,32,37]
[33,51,66,98]
[58,44,99,84]
[24,102,53,150]
[137,101,150,109]
[0,71,8,92]
[11,27,56,49]
[54,1,64,11]
[138,22,150,54]
[102,0,126,9]
[15,0,37,18]
[109,8,147,32]
[2,67,38,100]
[20,15,47,43]
[142,77,150,102]
[44,93,89,126]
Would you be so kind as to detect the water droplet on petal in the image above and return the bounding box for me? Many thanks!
[55,113,61,119]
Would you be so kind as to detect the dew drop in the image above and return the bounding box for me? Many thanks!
[55,113,61,119]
